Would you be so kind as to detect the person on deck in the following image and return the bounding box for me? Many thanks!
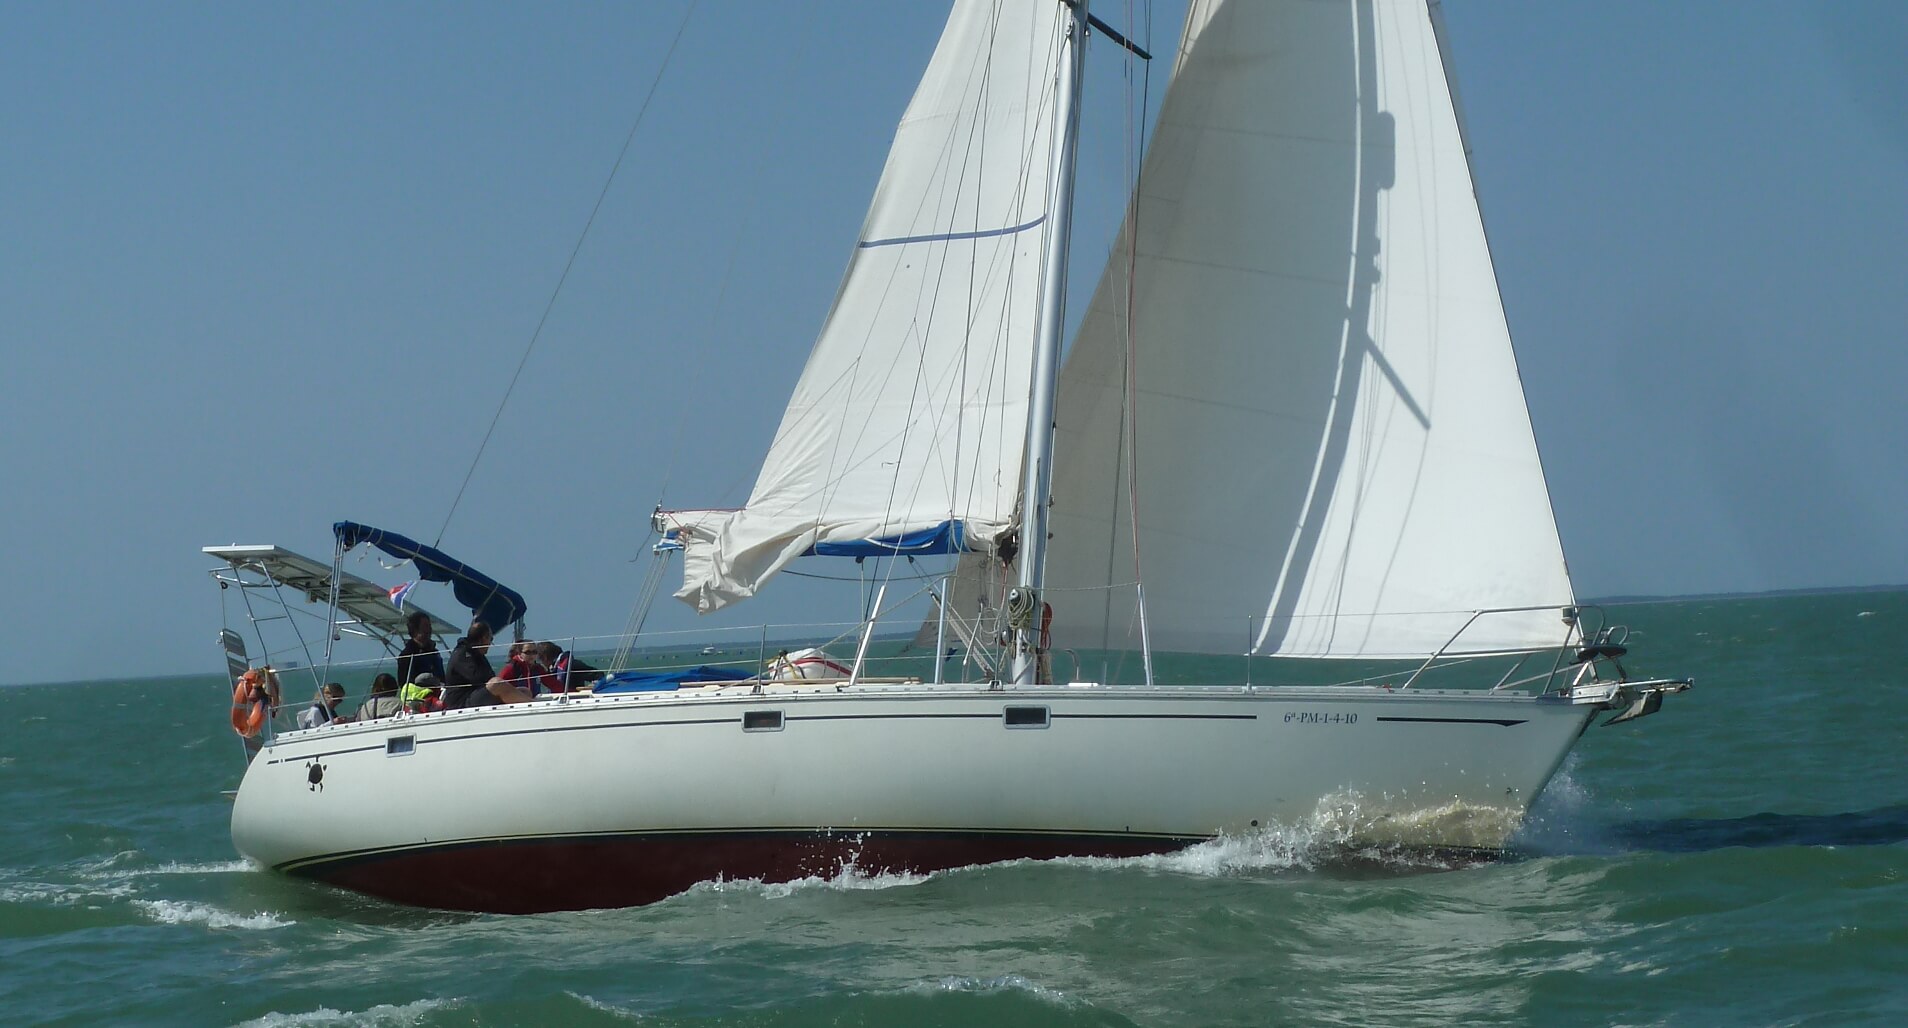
[443,621,532,708]
[443,621,495,708]
[357,673,403,721]
[298,683,349,729]
[535,640,602,693]
[495,642,548,697]
[400,671,444,713]
[395,611,444,692]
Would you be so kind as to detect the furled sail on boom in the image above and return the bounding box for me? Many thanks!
[1045,0,1577,659]
[669,0,1066,614]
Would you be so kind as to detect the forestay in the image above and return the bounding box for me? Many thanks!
[671,0,1064,613]
[1045,0,1576,659]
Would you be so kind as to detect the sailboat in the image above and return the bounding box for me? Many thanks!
[216,0,1687,914]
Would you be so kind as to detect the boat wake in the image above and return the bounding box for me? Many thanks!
[0,851,283,934]
[564,992,645,1021]
[663,796,1523,904]
[684,855,937,902]
[130,898,292,930]
[919,974,1080,1009]
[234,999,455,1027]
[0,876,137,908]
[135,859,256,876]
[1054,795,1514,879]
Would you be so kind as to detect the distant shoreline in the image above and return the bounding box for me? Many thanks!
[1587,583,1907,605]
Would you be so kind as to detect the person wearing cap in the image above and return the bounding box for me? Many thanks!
[401,672,445,713]
[298,683,349,729]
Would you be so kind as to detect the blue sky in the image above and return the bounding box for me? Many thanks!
[2,2,1903,686]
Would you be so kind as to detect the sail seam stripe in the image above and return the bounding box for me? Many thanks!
[857,215,1047,249]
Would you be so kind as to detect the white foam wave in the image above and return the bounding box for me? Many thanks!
[0,879,137,906]
[73,850,146,875]
[132,899,292,930]
[686,856,936,901]
[234,999,453,1027]
[923,974,1077,1007]
[134,859,256,877]
[1048,795,1498,878]
[565,992,644,1020]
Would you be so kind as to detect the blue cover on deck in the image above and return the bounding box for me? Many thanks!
[333,521,528,631]
[806,519,968,558]
[594,665,753,694]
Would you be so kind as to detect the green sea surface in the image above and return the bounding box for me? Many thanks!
[2,592,1904,1026]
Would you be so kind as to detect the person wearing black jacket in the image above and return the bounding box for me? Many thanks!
[395,611,444,689]
[442,621,497,709]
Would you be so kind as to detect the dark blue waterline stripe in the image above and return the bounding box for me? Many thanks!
[857,215,1046,249]
[1375,716,1528,727]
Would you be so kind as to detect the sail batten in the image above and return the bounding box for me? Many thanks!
[1045,0,1576,659]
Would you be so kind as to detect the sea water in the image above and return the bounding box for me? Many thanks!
[2,592,1903,1026]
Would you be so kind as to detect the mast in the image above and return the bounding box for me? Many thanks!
[1012,0,1089,686]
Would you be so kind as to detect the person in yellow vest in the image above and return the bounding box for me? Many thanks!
[400,671,444,713]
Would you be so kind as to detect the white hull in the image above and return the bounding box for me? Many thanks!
[232,682,1614,912]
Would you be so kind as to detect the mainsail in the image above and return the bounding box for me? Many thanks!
[1045,0,1577,659]
[672,0,1066,613]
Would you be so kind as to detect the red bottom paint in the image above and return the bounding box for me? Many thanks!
[301,831,1199,913]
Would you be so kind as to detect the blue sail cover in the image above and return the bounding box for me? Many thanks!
[333,521,528,631]
[594,665,752,694]
[805,519,968,558]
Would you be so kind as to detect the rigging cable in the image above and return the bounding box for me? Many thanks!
[614,12,824,669]
[1096,0,1154,682]
[434,0,701,547]
[1125,0,1155,673]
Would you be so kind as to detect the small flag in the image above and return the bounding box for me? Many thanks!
[387,580,418,610]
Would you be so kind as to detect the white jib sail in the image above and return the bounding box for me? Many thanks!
[673,0,1065,614]
[1046,0,1577,658]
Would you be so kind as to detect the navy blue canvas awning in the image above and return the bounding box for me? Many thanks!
[333,521,527,631]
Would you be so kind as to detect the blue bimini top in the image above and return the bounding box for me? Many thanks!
[333,521,528,632]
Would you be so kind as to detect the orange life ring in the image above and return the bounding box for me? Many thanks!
[229,668,274,738]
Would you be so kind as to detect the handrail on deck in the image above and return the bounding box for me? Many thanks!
[1398,603,1589,692]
